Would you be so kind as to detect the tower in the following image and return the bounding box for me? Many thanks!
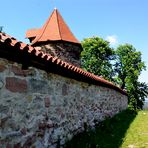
[26,9,82,67]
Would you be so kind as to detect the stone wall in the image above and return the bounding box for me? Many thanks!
[35,42,82,67]
[0,58,128,147]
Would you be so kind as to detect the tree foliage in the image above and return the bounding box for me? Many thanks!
[81,38,148,110]
[128,81,148,110]
[81,36,115,81]
[114,44,148,109]
[114,44,145,89]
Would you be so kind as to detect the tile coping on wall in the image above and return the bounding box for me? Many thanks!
[0,32,127,96]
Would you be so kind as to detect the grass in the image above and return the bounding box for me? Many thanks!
[121,110,148,148]
[64,109,148,148]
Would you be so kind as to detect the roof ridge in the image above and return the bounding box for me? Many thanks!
[31,10,55,45]
[56,9,62,40]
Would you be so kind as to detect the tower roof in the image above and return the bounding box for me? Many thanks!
[26,8,80,45]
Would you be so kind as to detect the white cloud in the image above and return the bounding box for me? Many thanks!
[106,35,118,46]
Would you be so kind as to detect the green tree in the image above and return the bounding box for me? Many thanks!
[81,36,115,81]
[114,44,148,109]
[128,81,148,110]
[81,38,148,109]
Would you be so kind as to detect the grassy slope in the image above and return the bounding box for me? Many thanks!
[121,110,148,148]
[64,110,148,148]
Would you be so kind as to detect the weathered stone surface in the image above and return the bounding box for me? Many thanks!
[28,78,48,93]
[44,97,50,108]
[0,105,9,114]
[62,83,68,96]
[39,42,82,67]
[0,58,128,147]
[11,65,30,76]
[5,77,27,93]
[20,128,27,135]
[0,64,6,72]
[0,80,4,89]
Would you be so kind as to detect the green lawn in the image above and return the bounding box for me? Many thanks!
[121,110,148,148]
[64,109,148,148]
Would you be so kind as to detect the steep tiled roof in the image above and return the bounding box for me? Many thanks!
[26,29,40,38]
[0,32,127,95]
[26,8,80,45]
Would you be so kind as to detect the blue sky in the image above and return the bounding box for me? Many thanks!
[0,0,148,85]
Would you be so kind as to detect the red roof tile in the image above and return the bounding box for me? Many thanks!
[26,29,40,38]
[0,32,127,96]
[26,8,80,45]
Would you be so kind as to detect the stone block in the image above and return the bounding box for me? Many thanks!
[20,128,27,135]
[38,122,47,130]
[46,120,53,128]
[62,84,68,96]
[6,77,27,93]
[23,134,36,147]
[13,143,21,148]
[29,78,48,93]
[11,65,30,76]
[44,97,50,108]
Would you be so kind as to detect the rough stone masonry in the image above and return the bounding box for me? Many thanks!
[0,58,128,147]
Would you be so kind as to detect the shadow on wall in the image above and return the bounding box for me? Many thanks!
[64,109,137,148]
